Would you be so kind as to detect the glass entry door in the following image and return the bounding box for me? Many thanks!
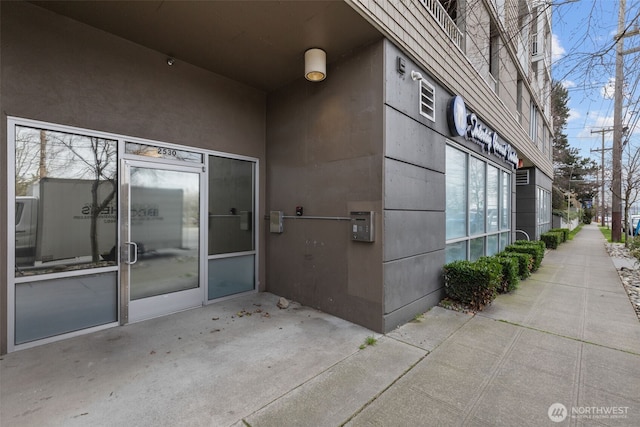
[122,160,203,323]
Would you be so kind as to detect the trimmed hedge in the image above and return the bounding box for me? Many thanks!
[497,251,532,280]
[505,241,545,271]
[549,228,570,242]
[486,255,520,293]
[513,239,546,251]
[443,259,500,311]
[541,231,563,249]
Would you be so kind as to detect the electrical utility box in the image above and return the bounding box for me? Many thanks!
[270,211,284,233]
[350,211,375,242]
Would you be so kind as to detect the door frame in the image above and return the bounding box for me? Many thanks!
[6,116,261,352]
[120,157,206,324]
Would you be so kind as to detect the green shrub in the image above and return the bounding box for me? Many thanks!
[549,228,569,242]
[442,260,500,311]
[540,232,563,249]
[498,252,532,279]
[513,239,546,251]
[483,255,520,293]
[505,242,544,271]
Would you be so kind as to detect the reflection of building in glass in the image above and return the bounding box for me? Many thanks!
[15,178,117,270]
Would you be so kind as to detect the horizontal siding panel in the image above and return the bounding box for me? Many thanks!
[384,107,446,173]
[383,210,445,261]
[383,250,445,313]
[384,158,445,211]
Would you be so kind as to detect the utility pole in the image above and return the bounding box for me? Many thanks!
[612,0,625,242]
[612,0,640,242]
[591,128,613,227]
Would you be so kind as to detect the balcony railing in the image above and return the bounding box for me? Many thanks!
[421,0,463,49]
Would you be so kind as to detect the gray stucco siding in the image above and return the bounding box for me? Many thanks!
[383,210,445,261]
[383,250,445,314]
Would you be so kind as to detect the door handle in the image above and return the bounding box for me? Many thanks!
[126,241,138,265]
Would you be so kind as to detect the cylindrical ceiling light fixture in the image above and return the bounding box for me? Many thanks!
[304,48,326,82]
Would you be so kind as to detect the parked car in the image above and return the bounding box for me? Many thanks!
[628,215,640,236]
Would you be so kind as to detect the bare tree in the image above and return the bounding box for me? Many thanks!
[50,133,117,262]
[622,141,640,244]
[14,127,69,195]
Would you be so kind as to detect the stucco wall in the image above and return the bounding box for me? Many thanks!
[382,41,447,330]
[1,1,267,353]
[266,40,385,332]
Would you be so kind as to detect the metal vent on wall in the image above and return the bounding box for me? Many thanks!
[516,169,530,185]
[419,80,435,121]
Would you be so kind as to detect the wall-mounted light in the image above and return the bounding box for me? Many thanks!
[305,48,326,82]
[411,70,424,81]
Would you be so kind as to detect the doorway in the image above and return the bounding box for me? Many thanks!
[121,159,204,323]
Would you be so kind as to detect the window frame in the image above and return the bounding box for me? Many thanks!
[445,141,513,263]
[529,102,538,142]
[6,116,261,352]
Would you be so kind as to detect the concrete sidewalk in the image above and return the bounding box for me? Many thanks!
[2,224,639,426]
[341,224,640,426]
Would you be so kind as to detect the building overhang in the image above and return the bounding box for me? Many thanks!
[29,0,383,92]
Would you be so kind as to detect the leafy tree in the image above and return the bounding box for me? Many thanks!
[551,81,598,209]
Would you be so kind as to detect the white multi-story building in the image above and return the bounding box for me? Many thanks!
[1,0,552,353]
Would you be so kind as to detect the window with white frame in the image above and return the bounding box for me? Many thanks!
[516,78,523,124]
[529,102,538,142]
[489,20,500,93]
[537,187,552,238]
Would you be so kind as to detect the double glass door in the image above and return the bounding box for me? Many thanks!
[122,160,203,323]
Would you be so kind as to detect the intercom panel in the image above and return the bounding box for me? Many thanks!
[350,211,375,242]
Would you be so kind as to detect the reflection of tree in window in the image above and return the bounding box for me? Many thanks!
[501,171,510,229]
[469,158,485,235]
[15,128,70,196]
[487,166,499,232]
[15,126,117,267]
[446,146,467,239]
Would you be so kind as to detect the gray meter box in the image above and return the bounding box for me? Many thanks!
[350,211,375,242]
[270,211,283,233]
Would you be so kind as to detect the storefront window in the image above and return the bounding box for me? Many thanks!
[537,187,551,237]
[487,165,499,233]
[207,156,254,255]
[469,237,484,261]
[487,234,499,256]
[446,146,467,239]
[14,126,118,277]
[500,232,510,251]
[445,241,467,264]
[445,143,512,262]
[501,171,510,229]
[15,272,117,344]
[469,157,485,235]
[207,155,256,300]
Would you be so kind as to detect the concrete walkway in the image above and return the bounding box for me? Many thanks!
[2,224,639,426]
